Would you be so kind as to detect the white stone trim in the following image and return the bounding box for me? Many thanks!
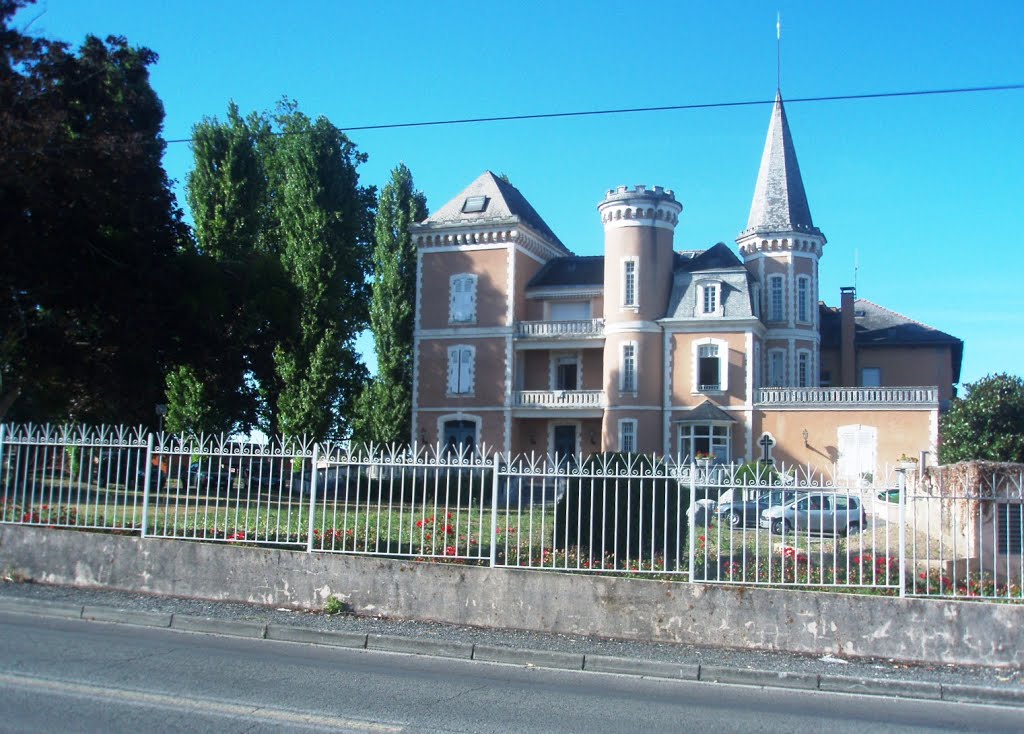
[662,329,672,455]
[604,321,662,335]
[416,327,513,339]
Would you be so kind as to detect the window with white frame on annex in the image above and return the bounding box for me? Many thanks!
[767,348,786,387]
[618,419,638,454]
[622,258,638,308]
[678,423,730,463]
[620,341,637,393]
[446,345,475,395]
[796,276,811,323]
[797,350,812,388]
[448,273,477,324]
[768,275,784,322]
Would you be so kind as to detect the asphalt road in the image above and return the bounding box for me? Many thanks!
[1,611,1021,734]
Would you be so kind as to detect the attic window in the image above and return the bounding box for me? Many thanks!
[462,196,488,213]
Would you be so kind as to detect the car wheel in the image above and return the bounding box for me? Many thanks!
[771,519,788,535]
[729,511,742,528]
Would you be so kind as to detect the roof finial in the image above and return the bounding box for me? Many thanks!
[776,11,782,92]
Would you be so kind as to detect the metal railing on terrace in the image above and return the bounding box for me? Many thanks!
[1,423,1020,602]
[514,319,605,339]
[513,390,605,409]
[754,386,939,407]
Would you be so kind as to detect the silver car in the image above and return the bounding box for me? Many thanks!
[759,492,864,536]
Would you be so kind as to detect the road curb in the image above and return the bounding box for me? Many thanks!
[368,634,474,659]
[2,597,1021,708]
[700,664,819,690]
[82,606,172,628]
[472,644,584,671]
[584,654,699,680]
[266,624,368,649]
[819,674,943,700]
[171,614,267,639]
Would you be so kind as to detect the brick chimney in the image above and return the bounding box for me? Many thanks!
[840,287,856,386]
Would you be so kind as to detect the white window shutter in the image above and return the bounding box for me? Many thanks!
[447,348,459,393]
[460,348,474,393]
[466,277,477,321]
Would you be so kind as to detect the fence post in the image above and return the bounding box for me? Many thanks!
[898,468,907,597]
[0,424,6,492]
[688,460,697,582]
[306,442,320,553]
[141,432,154,538]
[489,452,502,568]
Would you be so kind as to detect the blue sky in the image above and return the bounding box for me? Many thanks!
[15,1,1024,387]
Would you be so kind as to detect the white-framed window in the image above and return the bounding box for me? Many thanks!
[699,281,721,316]
[622,258,637,308]
[449,273,477,323]
[446,344,475,395]
[620,341,637,393]
[751,284,761,318]
[837,424,878,482]
[797,350,812,388]
[768,275,784,322]
[678,423,730,463]
[618,419,638,454]
[861,367,881,387]
[768,348,786,387]
[693,338,728,392]
[552,353,580,391]
[796,276,811,323]
[753,342,761,389]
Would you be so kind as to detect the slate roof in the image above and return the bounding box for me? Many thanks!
[527,256,604,289]
[665,243,755,320]
[418,171,567,251]
[676,400,736,423]
[743,92,822,238]
[819,298,964,382]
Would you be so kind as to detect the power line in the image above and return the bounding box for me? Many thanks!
[163,82,1021,143]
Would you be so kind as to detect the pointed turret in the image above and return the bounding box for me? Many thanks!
[743,92,822,238]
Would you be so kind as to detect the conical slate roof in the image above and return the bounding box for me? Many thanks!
[421,171,567,251]
[744,92,821,237]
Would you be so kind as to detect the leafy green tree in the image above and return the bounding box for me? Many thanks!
[0,1,191,423]
[939,373,1024,464]
[352,163,427,445]
[164,365,225,435]
[265,102,375,439]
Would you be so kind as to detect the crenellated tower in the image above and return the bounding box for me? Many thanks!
[736,92,826,389]
[597,185,682,451]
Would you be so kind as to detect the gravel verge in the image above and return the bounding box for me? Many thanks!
[1,578,1021,696]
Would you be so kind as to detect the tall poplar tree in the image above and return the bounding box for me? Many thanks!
[352,164,427,445]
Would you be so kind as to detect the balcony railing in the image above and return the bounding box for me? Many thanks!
[514,319,605,339]
[513,390,605,409]
[755,386,939,407]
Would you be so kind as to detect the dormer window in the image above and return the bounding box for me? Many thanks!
[698,280,723,317]
[462,196,488,213]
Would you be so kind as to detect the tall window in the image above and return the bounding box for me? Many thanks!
[768,349,785,387]
[698,343,720,390]
[768,275,784,322]
[619,419,637,453]
[446,345,475,395]
[797,351,811,387]
[751,284,761,318]
[620,343,637,392]
[449,274,477,323]
[702,284,718,314]
[623,259,637,307]
[796,276,810,323]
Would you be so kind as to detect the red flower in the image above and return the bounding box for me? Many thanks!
[444,546,457,556]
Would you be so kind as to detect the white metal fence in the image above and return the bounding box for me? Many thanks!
[1,424,1021,602]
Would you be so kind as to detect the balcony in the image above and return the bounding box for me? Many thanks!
[513,390,605,414]
[754,386,939,409]
[514,319,605,340]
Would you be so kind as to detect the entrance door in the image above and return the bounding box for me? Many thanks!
[553,425,577,465]
[443,420,476,455]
